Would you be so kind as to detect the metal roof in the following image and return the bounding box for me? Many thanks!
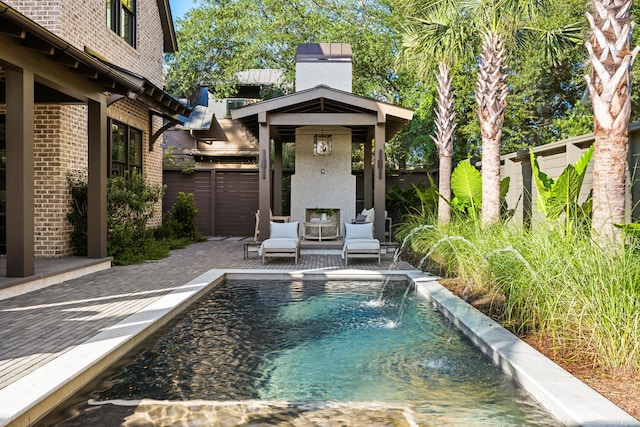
[236,69,285,86]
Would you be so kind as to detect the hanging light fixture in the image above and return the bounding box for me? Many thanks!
[313,126,332,155]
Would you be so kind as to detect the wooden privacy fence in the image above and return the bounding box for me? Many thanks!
[500,121,640,226]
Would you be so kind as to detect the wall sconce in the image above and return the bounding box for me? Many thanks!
[314,134,332,155]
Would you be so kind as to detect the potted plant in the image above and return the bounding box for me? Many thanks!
[314,208,334,221]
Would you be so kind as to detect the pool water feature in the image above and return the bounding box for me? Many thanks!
[51,280,560,426]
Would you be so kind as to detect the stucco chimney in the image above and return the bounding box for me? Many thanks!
[295,43,353,93]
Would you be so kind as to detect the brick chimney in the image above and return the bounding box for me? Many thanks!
[295,43,353,93]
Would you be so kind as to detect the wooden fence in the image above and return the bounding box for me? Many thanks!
[500,121,640,226]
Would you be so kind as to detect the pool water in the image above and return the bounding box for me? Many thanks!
[52,280,560,426]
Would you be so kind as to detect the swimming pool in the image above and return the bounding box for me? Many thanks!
[49,279,560,426]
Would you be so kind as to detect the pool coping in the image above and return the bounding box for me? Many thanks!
[0,268,637,427]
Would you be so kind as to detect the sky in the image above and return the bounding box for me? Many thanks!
[169,0,197,22]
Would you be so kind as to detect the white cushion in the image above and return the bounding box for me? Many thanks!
[261,238,298,249]
[259,238,298,256]
[361,208,375,223]
[269,221,299,239]
[344,239,380,250]
[344,222,374,240]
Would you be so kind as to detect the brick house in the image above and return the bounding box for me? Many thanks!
[0,0,189,277]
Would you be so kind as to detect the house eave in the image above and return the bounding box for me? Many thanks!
[0,1,189,117]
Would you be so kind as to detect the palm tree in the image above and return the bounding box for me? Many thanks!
[586,0,639,247]
[398,0,582,227]
[432,61,456,224]
[399,10,476,225]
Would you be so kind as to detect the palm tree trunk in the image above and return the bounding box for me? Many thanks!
[476,32,507,227]
[586,0,639,247]
[432,62,456,224]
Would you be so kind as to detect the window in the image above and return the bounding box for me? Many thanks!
[106,0,136,47]
[109,120,142,177]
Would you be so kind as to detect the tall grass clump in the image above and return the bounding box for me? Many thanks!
[397,218,640,373]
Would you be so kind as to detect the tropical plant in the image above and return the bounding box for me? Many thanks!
[386,184,437,221]
[398,219,640,373]
[448,161,483,223]
[398,7,476,225]
[530,145,594,236]
[586,0,640,247]
[430,161,509,225]
[398,0,582,228]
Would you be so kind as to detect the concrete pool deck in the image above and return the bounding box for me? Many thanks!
[0,238,637,426]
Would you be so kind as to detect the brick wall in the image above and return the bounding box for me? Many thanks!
[5,1,62,33]
[5,0,165,86]
[32,104,88,256]
[3,1,170,254]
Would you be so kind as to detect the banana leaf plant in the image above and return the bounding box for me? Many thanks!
[530,145,594,236]
[430,161,510,225]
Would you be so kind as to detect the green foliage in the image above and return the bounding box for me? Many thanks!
[396,0,588,156]
[107,170,165,264]
[163,146,197,175]
[155,192,207,248]
[448,161,483,223]
[166,0,407,103]
[385,183,437,221]
[67,171,205,265]
[427,161,510,224]
[551,100,593,140]
[165,192,202,238]
[66,172,89,256]
[394,218,640,373]
[530,145,593,236]
[386,106,438,169]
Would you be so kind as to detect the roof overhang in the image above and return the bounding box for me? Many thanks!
[157,0,178,53]
[231,85,413,143]
[0,1,189,117]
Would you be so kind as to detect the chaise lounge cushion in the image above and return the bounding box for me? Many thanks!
[260,238,299,251]
[343,239,380,251]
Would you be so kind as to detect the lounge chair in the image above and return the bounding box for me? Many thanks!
[259,221,300,264]
[342,222,380,265]
[253,209,291,242]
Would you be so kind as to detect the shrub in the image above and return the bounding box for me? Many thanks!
[155,192,206,243]
[67,169,180,265]
[107,170,165,264]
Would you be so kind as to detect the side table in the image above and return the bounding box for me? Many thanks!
[303,221,339,241]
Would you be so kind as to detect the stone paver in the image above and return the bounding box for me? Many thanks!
[0,237,413,391]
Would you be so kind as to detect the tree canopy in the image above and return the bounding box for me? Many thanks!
[165,0,406,102]
[164,0,640,166]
